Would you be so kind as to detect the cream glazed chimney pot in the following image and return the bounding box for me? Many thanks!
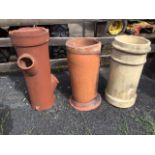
[105,35,151,108]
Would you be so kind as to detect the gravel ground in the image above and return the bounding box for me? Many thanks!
[0,68,155,135]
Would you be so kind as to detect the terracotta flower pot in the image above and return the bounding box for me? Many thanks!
[9,27,59,111]
[105,35,151,108]
[66,37,102,111]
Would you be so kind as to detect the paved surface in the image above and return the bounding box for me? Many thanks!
[0,68,155,135]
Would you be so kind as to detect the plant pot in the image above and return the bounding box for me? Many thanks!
[9,27,59,111]
[66,37,102,111]
[105,35,151,108]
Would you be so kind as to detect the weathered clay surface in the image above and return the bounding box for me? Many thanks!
[105,35,151,108]
[9,27,58,111]
[66,38,102,111]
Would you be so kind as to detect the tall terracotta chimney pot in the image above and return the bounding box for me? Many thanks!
[66,37,102,111]
[9,27,59,111]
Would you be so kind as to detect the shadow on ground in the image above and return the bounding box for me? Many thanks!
[56,71,71,98]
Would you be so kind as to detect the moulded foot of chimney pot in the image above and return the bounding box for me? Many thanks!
[105,91,137,108]
[69,94,102,112]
